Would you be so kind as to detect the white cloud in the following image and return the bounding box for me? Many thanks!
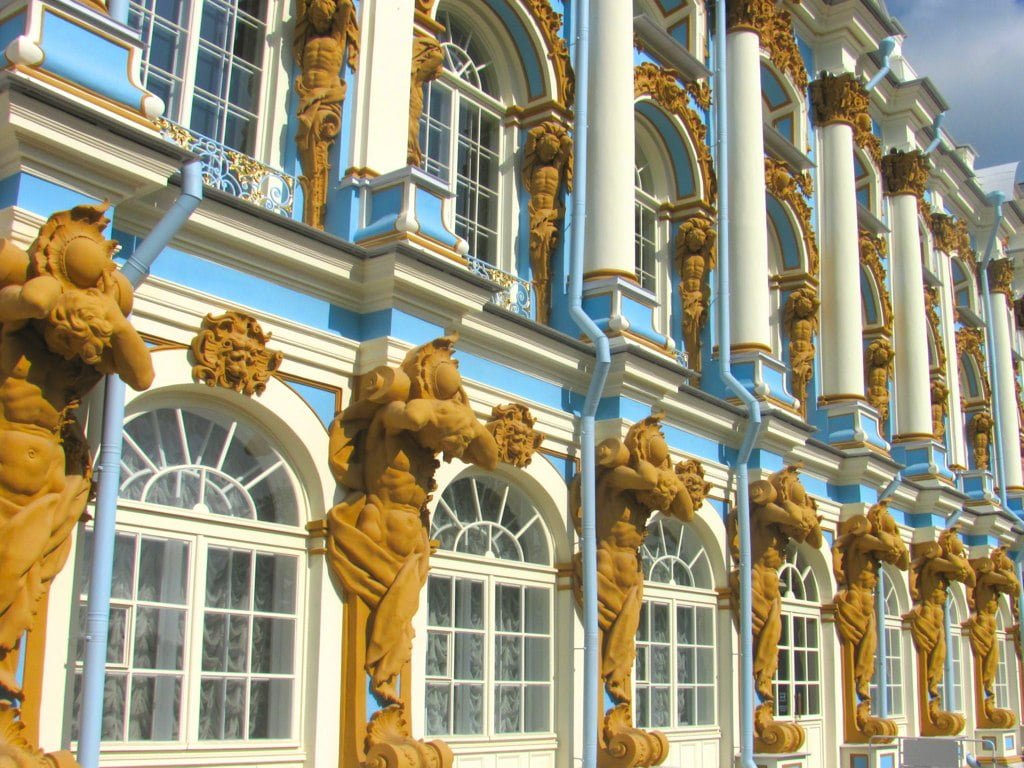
[887,0,1024,175]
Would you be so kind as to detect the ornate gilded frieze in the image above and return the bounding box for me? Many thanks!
[327,335,499,768]
[0,204,154,766]
[965,548,1021,729]
[634,63,717,204]
[906,529,974,735]
[988,258,1014,300]
[864,338,895,422]
[859,231,893,332]
[572,417,709,767]
[293,0,359,230]
[930,213,972,256]
[881,149,930,200]
[765,158,819,276]
[967,410,994,471]
[524,0,574,108]
[485,402,545,467]
[956,327,991,402]
[834,501,910,743]
[408,35,445,166]
[809,72,868,129]
[931,379,950,440]
[191,311,283,396]
[687,81,712,111]
[726,0,777,34]
[676,214,717,374]
[784,286,819,418]
[727,466,822,753]
[522,121,573,324]
[924,286,947,371]
[763,5,807,90]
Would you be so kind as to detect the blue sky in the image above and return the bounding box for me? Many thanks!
[886,0,1024,180]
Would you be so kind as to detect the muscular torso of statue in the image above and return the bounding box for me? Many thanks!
[298,37,345,91]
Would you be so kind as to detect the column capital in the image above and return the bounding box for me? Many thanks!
[809,72,868,129]
[726,0,777,35]
[882,148,930,198]
[989,258,1015,299]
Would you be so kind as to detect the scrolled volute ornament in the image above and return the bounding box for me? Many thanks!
[191,310,283,396]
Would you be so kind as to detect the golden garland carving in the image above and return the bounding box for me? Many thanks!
[634,63,717,204]
[765,158,818,276]
[965,548,1021,729]
[881,149,930,200]
[0,205,155,766]
[809,72,867,129]
[864,338,895,422]
[784,286,819,418]
[726,1,807,89]
[854,114,882,168]
[727,466,822,753]
[408,35,445,166]
[522,121,573,324]
[675,214,717,373]
[967,410,994,472]
[834,501,910,743]
[906,528,974,735]
[293,0,359,229]
[191,310,283,396]
[931,379,949,440]
[523,0,574,108]
[326,335,498,768]
[988,258,1014,300]
[726,0,776,34]
[956,327,991,403]
[924,286,946,371]
[687,81,712,111]
[930,213,972,256]
[572,417,709,767]
[859,231,893,332]
[485,402,545,468]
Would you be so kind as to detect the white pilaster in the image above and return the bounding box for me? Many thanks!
[583,0,635,278]
[890,193,932,437]
[991,291,1024,488]
[727,28,771,351]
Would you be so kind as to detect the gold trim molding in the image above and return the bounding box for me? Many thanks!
[765,158,818,276]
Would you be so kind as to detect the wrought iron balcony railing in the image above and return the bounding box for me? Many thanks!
[158,120,296,217]
[465,255,534,319]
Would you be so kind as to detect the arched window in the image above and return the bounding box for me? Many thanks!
[775,546,821,718]
[69,404,305,748]
[951,259,973,311]
[419,12,504,265]
[870,570,904,716]
[635,517,716,728]
[995,599,1018,710]
[939,594,965,712]
[424,475,554,737]
[635,145,660,293]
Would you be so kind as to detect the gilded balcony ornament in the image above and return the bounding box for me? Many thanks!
[956,327,991,402]
[864,337,895,422]
[930,379,950,440]
[522,122,573,324]
[834,501,910,743]
[859,231,893,332]
[327,335,498,768]
[408,35,445,166]
[906,528,974,735]
[0,205,154,766]
[809,72,868,129]
[784,286,819,418]
[485,402,545,468]
[965,548,1021,729]
[191,310,283,397]
[727,466,822,753]
[988,258,1014,300]
[675,214,717,374]
[523,0,575,108]
[765,159,818,276]
[881,148,930,200]
[967,410,994,471]
[571,416,707,767]
[293,0,359,229]
[634,64,717,205]
[924,286,947,371]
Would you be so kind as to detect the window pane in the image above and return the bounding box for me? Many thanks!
[524,684,550,732]
[495,685,521,733]
[132,607,185,670]
[128,675,181,740]
[137,538,189,603]
[248,678,292,738]
[425,683,451,735]
[453,684,482,734]
[254,554,297,614]
[251,617,294,674]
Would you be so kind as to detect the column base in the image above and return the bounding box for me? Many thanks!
[972,728,1020,765]
[815,399,888,452]
[734,752,809,768]
[960,469,1000,505]
[581,276,676,354]
[708,348,797,410]
[890,436,953,482]
[839,743,898,768]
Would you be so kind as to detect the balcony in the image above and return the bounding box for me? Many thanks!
[465,255,534,319]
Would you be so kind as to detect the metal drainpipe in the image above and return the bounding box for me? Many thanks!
[567,2,608,766]
[978,192,1008,507]
[107,0,129,25]
[714,3,761,766]
[864,37,897,93]
[77,159,203,768]
[924,113,946,156]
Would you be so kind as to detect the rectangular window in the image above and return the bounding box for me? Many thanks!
[995,637,1014,710]
[634,196,658,292]
[774,614,821,717]
[869,624,903,716]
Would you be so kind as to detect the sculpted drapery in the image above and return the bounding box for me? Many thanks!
[0,205,154,766]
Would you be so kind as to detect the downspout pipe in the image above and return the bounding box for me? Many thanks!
[978,191,1008,508]
[107,0,129,26]
[78,159,203,768]
[567,4,608,767]
[864,37,897,93]
[924,112,946,156]
[714,4,760,767]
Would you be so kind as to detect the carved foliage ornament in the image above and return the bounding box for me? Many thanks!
[0,204,154,766]
[864,337,895,422]
[784,286,819,418]
[523,0,574,108]
[988,258,1014,300]
[809,72,868,129]
[924,286,947,371]
[765,158,818,276]
[191,311,283,396]
[930,213,972,256]
[293,0,359,229]
[634,64,717,205]
[676,214,717,373]
[859,231,893,332]
[485,402,544,467]
[881,149,930,199]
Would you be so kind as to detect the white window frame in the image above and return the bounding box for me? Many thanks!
[870,572,904,717]
[632,135,672,338]
[775,549,822,720]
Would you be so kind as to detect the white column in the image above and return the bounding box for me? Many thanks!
[818,120,864,397]
[889,193,932,437]
[991,291,1024,488]
[583,0,635,277]
[727,27,771,351]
